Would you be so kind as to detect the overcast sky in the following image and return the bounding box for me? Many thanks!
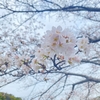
[0,5,97,100]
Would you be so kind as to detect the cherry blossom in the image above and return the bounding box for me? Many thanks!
[31,26,90,72]
[77,36,90,55]
[0,25,90,73]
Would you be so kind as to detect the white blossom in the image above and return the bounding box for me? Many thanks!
[77,37,90,55]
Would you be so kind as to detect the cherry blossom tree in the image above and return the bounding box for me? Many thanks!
[0,0,100,100]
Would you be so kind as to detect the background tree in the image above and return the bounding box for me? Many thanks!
[0,92,21,100]
[0,0,100,100]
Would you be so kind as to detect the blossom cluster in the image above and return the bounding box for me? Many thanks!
[30,26,90,72]
[0,55,12,71]
[0,26,91,74]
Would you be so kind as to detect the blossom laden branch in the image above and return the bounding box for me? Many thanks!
[31,26,90,72]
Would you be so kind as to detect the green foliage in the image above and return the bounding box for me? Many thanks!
[0,92,22,100]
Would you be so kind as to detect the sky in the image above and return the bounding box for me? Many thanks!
[0,1,99,100]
